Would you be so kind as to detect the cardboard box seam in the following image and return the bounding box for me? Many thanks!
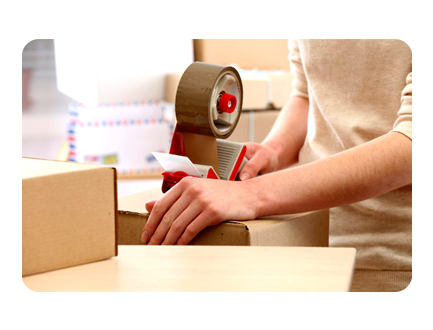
[113,167,119,257]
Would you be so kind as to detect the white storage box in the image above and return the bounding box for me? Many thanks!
[67,100,174,176]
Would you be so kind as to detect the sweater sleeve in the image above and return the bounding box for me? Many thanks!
[288,39,309,99]
[391,72,412,140]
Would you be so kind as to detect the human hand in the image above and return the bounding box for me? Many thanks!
[141,176,259,245]
[238,142,279,181]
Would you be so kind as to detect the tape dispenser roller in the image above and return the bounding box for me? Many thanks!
[152,62,248,193]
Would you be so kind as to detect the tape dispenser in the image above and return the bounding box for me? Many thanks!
[152,62,248,193]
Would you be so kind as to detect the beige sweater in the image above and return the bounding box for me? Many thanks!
[288,39,412,291]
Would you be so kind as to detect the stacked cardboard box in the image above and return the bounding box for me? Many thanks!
[193,39,291,71]
[226,110,281,144]
[22,157,118,276]
[189,39,294,144]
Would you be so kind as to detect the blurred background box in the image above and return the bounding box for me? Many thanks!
[165,69,294,111]
[228,110,281,144]
[193,39,290,70]
[22,158,117,276]
[54,39,194,106]
[67,100,174,178]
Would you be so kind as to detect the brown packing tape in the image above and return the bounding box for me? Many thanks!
[183,132,220,176]
[175,62,243,139]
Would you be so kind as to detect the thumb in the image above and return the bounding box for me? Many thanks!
[145,200,157,213]
[239,156,266,181]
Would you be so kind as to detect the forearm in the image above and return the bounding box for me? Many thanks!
[261,96,309,169]
[249,131,412,217]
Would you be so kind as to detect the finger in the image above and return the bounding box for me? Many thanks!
[161,200,201,245]
[244,142,259,160]
[146,193,192,245]
[141,186,183,243]
[175,211,214,245]
[145,200,157,213]
[239,150,269,180]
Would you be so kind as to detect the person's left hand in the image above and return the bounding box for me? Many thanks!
[141,176,259,245]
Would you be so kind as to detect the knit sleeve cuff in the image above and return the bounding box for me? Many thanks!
[391,121,412,140]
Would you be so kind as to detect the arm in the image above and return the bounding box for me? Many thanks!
[141,43,412,245]
[239,39,310,180]
[141,130,411,245]
[252,131,412,216]
[238,95,309,181]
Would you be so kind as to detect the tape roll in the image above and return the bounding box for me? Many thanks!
[175,62,243,139]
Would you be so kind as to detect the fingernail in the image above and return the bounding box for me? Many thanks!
[141,231,149,243]
[240,173,251,181]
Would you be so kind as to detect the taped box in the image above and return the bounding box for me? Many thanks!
[117,188,329,247]
[22,157,118,277]
[67,100,174,178]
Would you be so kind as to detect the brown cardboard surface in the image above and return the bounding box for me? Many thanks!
[242,79,269,110]
[253,110,281,143]
[118,188,329,247]
[193,39,290,70]
[269,74,294,109]
[164,72,183,104]
[22,157,117,276]
[227,112,250,143]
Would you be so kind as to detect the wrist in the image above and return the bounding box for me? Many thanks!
[241,175,268,219]
[261,139,288,170]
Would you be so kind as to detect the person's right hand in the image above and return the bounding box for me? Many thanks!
[239,142,279,181]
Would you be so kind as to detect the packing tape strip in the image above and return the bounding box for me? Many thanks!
[175,62,243,139]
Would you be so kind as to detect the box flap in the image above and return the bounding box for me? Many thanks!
[22,157,111,179]
[241,211,329,247]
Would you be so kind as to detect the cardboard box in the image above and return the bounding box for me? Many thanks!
[117,188,329,247]
[22,157,118,276]
[228,110,281,144]
[54,39,194,106]
[253,110,282,143]
[268,73,294,109]
[193,39,291,70]
[67,101,174,177]
[241,78,269,110]
[226,111,251,143]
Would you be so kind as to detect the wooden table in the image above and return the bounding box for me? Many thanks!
[23,245,356,292]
